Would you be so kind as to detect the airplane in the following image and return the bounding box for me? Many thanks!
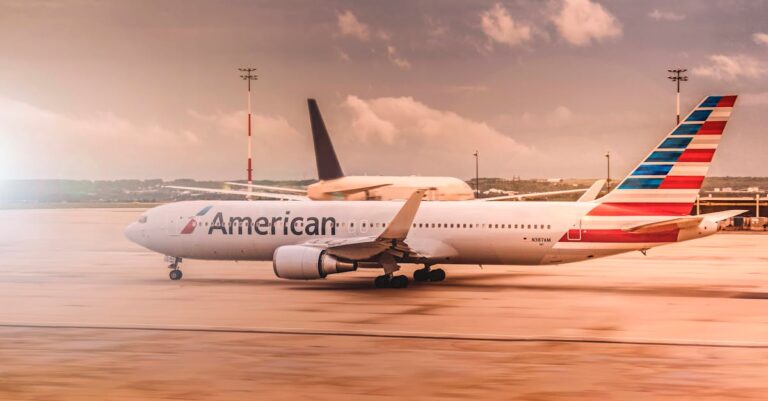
[125,95,742,288]
[168,99,592,201]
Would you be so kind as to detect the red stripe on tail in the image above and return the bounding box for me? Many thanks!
[698,121,726,135]
[678,149,715,162]
[659,176,705,189]
[716,96,737,107]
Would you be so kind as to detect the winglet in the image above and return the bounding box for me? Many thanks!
[377,189,425,241]
[308,99,344,181]
[577,179,606,202]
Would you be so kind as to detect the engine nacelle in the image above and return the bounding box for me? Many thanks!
[272,245,357,280]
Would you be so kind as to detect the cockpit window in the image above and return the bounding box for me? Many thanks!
[138,216,148,224]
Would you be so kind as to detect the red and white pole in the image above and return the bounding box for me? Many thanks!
[239,68,258,198]
[247,79,253,190]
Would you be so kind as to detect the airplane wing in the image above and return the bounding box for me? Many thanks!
[577,179,606,202]
[621,210,747,233]
[478,188,590,201]
[302,189,425,262]
[164,186,310,201]
[225,182,307,194]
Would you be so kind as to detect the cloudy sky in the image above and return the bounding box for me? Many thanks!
[1,0,767,181]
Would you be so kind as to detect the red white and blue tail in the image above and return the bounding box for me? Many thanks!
[591,95,737,217]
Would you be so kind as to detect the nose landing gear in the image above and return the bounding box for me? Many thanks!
[166,256,183,280]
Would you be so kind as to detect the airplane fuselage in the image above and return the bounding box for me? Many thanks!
[125,199,717,266]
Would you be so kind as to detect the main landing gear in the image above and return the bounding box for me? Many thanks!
[373,266,447,289]
[374,273,409,289]
[167,256,183,281]
[413,266,446,282]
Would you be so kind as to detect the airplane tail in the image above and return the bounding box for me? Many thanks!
[592,95,737,216]
[308,99,344,181]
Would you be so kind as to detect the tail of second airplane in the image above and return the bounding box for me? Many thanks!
[308,99,344,181]
[592,95,737,216]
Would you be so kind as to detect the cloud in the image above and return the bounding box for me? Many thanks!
[753,32,768,46]
[0,97,310,180]
[692,54,767,80]
[552,0,622,46]
[480,3,532,47]
[339,95,529,177]
[336,10,370,41]
[648,9,685,21]
[386,45,411,70]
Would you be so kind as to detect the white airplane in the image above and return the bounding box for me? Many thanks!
[125,95,742,288]
[168,99,592,201]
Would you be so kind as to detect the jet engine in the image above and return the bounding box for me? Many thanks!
[272,245,357,280]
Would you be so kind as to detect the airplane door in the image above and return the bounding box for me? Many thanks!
[567,219,582,241]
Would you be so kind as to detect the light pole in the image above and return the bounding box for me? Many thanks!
[668,69,688,125]
[239,67,258,195]
[473,150,479,198]
[605,151,611,190]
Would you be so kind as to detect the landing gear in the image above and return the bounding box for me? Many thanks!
[429,268,446,282]
[166,256,183,281]
[413,267,430,282]
[373,274,409,288]
[413,266,445,282]
[169,269,183,280]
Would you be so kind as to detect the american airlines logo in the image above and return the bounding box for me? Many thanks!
[180,205,213,234]
[207,211,337,236]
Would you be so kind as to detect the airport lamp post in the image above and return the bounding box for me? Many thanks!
[239,67,258,196]
[667,69,688,125]
[473,150,479,198]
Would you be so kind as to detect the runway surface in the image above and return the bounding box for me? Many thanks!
[1,208,768,400]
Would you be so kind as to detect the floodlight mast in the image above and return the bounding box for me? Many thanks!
[667,69,688,125]
[239,67,258,196]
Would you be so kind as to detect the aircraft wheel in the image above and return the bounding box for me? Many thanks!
[390,275,409,289]
[429,268,445,282]
[169,270,183,281]
[413,268,430,282]
[374,275,391,288]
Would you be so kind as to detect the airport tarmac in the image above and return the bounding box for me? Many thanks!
[1,208,768,400]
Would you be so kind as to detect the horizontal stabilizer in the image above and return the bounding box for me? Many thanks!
[479,188,590,201]
[621,210,747,233]
[577,179,606,202]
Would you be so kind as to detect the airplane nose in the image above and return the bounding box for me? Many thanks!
[124,223,142,245]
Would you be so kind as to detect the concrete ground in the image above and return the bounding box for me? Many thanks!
[1,208,767,400]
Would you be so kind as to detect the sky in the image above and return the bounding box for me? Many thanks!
[1,0,768,181]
